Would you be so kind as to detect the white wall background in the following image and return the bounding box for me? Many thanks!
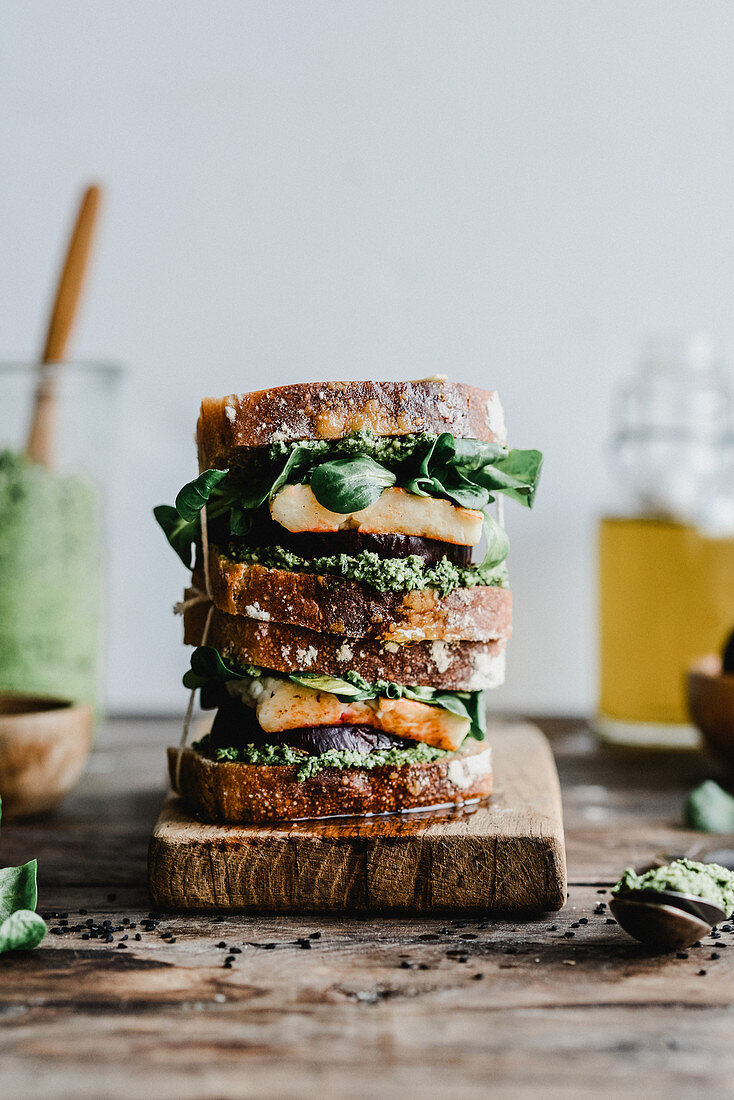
[2,0,734,715]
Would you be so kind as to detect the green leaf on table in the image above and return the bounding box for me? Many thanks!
[0,910,47,954]
[0,859,37,924]
[685,780,734,833]
[310,456,396,513]
[0,799,45,954]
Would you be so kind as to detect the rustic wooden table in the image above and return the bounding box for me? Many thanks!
[1,717,731,1099]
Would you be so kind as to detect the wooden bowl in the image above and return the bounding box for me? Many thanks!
[0,693,93,819]
[687,656,734,769]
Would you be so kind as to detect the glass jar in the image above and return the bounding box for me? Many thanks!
[597,335,734,748]
[0,362,121,713]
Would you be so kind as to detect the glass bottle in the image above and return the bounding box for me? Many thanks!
[0,362,121,713]
[597,335,734,748]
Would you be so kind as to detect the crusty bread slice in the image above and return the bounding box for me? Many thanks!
[198,379,507,468]
[196,547,513,643]
[168,741,492,823]
[184,595,506,690]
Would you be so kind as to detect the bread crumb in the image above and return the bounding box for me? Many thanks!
[243,603,271,621]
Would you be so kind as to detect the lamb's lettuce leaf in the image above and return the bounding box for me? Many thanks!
[0,798,46,955]
[310,456,396,513]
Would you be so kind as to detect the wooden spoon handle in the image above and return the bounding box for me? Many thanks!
[26,184,102,466]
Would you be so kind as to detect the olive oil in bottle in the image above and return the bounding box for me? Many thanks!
[598,517,734,744]
[597,335,734,748]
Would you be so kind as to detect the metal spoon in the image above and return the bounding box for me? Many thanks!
[609,896,714,951]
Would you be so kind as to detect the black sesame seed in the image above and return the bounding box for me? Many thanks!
[223,960,232,969]
[105,934,114,943]
[418,963,429,970]
[309,931,322,939]
[676,952,689,959]
[571,922,580,929]
[453,921,469,928]
[50,928,62,936]
[460,934,478,940]
[606,919,616,925]
[117,943,127,949]
[504,946,518,955]
[79,909,87,915]
[264,943,277,949]
[698,969,707,976]
[167,937,177,944]
[711,952,720,960]
[458,954,469,963]
[297,938,311,949]
[579,918,589,925]
[216,941,227,949]
[548,925,558,931]
[81,933,89,940]
[564,932,575,939]
[472,973,484,980]
[120,935,128,942]
[229,946,241,954]
[225,955,235,964]
[596,889,607,894]
[134,934,142,941]
[400,960,414,969]
[694,941,702,948]
[711,931,721,939]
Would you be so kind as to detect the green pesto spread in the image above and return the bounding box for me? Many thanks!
[613,858,734,916]
[227,544,508,596]
[197,736,449,781]
[267,431,438,468]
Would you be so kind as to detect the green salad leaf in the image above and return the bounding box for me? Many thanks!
[310,456,396,513]
[0,798,46,955]
[684,780,734,833]
[0,910,47,954]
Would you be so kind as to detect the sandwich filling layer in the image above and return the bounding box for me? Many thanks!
[155,430,542,596]
[186,645,486,779]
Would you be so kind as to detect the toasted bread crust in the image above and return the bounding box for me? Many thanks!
[169,742,492,823]
[198,379,507,467]
[183,595,506,690]
[197,548,513,643]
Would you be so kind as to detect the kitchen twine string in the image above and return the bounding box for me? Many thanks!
[172,502,214,794]
[169,488,507,793]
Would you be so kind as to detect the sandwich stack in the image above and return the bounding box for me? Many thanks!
[155,378,542,824]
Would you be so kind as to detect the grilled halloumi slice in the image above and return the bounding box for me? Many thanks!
[270,485,483,547]
[253,677,469,751]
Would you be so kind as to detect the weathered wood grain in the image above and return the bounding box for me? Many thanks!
[148,720,567,913]
[1,716,733,1100]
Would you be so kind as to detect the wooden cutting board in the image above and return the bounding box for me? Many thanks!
[148,719,566,914]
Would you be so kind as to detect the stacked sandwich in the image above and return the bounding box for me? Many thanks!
[155,379,541,823]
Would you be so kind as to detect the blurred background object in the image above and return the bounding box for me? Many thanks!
[4,2,734,717]
[598,335,734,747]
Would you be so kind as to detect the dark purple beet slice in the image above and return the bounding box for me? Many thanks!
[269,725,408,754]
[233,519,473,566]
